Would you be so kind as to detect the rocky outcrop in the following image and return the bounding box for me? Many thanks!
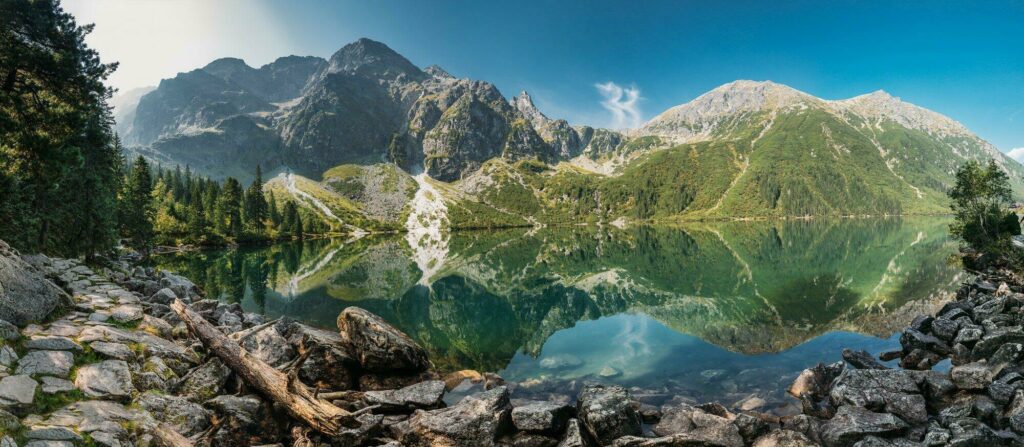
[0,241,70,326]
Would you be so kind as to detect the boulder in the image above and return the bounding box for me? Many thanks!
[752,429,817,447]
[828,369,924,423]
[512,401,574,435]
[649,404,744,446]
[0,320,19,341]
[176,358,231,402]
[160,272,200,299]
[24,337,82,352]
[820,406,907,447]
[148,288,177,305]
[16,350,74,377]
[576,384,642,445]
[0,241,71,326]
[842,349,889,370]
[136,392,211,436]
[285,323,357,390]
[364,380,446,412]
[0,375,37,408]
[337,307,429,373]
[557,418,591,447]
[39,377,74,394]
[951,361,1002,391]
[239,323,295,368]
[399,386,512,446]
[205,394,289,447]
[74,360,133,400]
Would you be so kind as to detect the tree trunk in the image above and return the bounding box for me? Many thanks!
[169,299,353,436]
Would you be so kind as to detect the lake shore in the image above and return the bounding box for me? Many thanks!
[0,239,1022,446]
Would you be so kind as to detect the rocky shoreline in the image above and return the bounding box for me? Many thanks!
[0,238,1023,446]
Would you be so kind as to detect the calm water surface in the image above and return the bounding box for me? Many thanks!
[151,218,964,413]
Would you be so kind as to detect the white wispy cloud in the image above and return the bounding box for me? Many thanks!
[595,82,642,130]
[1008,147,1024,163]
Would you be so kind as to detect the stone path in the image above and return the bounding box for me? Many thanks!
[0,258,190,447]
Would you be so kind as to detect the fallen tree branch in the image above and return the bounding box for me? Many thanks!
[152,422,194,447]
[170,298,353,436]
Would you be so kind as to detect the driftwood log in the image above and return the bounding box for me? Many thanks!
[170,298,354,436]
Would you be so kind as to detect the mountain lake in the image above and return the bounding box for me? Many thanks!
[149,217,965,414]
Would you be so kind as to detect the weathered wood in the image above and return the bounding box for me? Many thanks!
[170,298,352,436]
[152,422,194,447]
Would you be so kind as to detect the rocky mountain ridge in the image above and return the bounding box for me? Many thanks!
[116,38,1024,226]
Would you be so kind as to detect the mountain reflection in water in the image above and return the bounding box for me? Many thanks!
[151,218,963,411]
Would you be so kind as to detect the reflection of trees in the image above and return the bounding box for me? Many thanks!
[150,218,961,373]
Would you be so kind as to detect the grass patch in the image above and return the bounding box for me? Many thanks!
[33,388,86,414]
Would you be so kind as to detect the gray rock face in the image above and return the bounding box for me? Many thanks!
[647,404,744,447]
[148,288,177,305]
[820,406,907,447]
[399,386,512,446]
[24,337,83,352]
[39,377,74,394]
[136,392,211,436]
[0,375,37,407]
[205,394,288,446]
[576,385,642,445]
[74,360,134,399]
[512,401,574,435]
[364,380,445,412]
[16,350,74,377]
[176,358,231,402]
[951,361,1001,390]
[0,319,18,341]
[285,322,357,390]
[240,324,294,367]
[752,429,817,447]
[89,342,135,361]
[557,418,590,447]
[159,272,200,299]
[828,369,926,423]
[0,241,71,326]
[336,307,429,373]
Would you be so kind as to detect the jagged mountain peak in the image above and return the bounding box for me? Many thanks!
[512,90,550,127]
[327,38,426,81]
[424,65,454,79]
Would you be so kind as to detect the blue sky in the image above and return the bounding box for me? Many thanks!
[67,0,1024,152]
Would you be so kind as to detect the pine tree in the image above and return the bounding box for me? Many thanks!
[0,0,120,255]
[268,191,281,227]
[120,156,155,251]
[244,166,268,233]
[217,178,244,239]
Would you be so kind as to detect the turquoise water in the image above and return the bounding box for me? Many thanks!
[151,217,963,413]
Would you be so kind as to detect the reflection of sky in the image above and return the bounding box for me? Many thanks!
[501,313,899,402]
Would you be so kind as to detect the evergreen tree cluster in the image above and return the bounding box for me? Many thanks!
[133,161,317,248]
[0,0,122,258]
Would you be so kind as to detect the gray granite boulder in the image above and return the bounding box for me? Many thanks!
[364,380,446,412]
[16,350,74,377]
[0,240,71,326]
[398,386,512,446]
[74,360,133,400]
[576,384,642,445]
[336,307,429,373]
[512,401,574,435]
[820,406,907,447]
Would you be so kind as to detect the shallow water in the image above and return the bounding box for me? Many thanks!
[151,217,964,413]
